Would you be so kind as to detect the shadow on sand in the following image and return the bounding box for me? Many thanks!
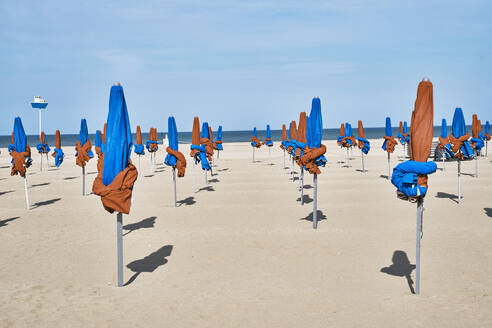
[218,168,229,172]
[436,191,459,204]
[198,186,215,192]
[381,250,416,294]
[125,245,173,286]
[0,190,14,196]
[303,184,313,189]
[0,217,20,227]
[63,176,78,180]
[123,216,156,236]
[32,198,61,209]
[177,196,196,206]
[379,175,389,179]
[485,208,492,218]
[300,210,327,223]
[31,182,50,188]
[296,194,313,204]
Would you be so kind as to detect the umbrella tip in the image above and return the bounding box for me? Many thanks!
[422,77,430,82]
[113,82,121,86]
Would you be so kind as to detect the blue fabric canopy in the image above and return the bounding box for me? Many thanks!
[102,85,133,186]
[251,127,260,147]
[397,121,410,144]
[201,122,210,139]
[440,119,447,138]
[53,148,64,167]
[36,140,50,153]
[164,116,178,167]
[342,123,355,146]
[391,161,437,197]
[382,117,393,151]
[191,144,211,170]
[307,97,327,166]
[265,125,273,146]
[13,117,28,153]
[95,130,102,148]
[485,121,490,135]
[444,108,473,158]
[78,119,94,158]
[11,117,32,166]
[215,125,223,150]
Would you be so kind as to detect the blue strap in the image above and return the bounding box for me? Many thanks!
[391,160,437,197]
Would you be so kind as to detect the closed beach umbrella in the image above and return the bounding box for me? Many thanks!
[51,130,64,167]
[36,131,51,170]
[294,112,308,204]
[484,121,490,156]
[470,114,484,177]
[145,127,158,170]
[92,83,138,287]
[10,117,32,209]
[95,130,103,156]
[382,117,397,179]
[287,121,297,179]
[280,124,287,168]
[337,123,345,146]
[357,120,370,172]
[438,119,449,169]
[264,124,273,147]
[164,116,186,207]
[250,127,261,163]
[134,125,145,171]
[446,108,473,203]
[190,117,211,188]
[390,78,437,294]
[298,97,327,229]
[201,122,215,170]
[76,118,93,196]
[215,125,223,151]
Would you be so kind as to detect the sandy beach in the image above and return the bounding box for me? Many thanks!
[0,140,491,327]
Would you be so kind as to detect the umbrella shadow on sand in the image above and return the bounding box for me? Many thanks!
[300,210,327,223]
[484,208,492,218]
[123,216,156,236]
[436,192,459,204]
[296,195,313,204]
[0,217,19,228]
[124,245,173,286]
[177,196,196,206]
[381,250,416,294]
[32,198,61,209]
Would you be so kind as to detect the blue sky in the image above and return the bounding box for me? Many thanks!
[1,0,491,134]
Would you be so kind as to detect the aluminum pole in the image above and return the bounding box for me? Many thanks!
[116,213,123,287]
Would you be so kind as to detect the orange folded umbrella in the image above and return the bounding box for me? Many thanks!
[295,112,307,158]
[280,124,287,150]
[190,117,201,157]
[287,120,297,154]
[337,123,345,146]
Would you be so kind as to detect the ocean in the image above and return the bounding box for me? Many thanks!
[0,126,468,148]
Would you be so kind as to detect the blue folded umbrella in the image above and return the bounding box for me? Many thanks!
[444,108,473,159]
[164,116,179,167]
[382,117,393,151]
[265,125,273,146]
[251,127,260,147]
[440,119,447,139]
[391,161,437,197]
[95,130,105,154]
[343,123,355,146]
[11,117,32,167]
[77,119,94,158]
[201,122,210,139]
[307,97,327,167]
[215,125,223,150]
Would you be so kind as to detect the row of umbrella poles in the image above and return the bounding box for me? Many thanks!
[254,97,327,229]
[250,125,274,163]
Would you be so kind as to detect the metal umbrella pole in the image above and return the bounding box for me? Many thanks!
[138,155,141,173]
[40,153,43,171]
[361,150,365,173]
[346,148,350,168]
[387,153,391,179]
[313,173,318,229]
[268,147,271,164]
[204,169,207,185]
[172,167,177,207]
[415,197,423,294]
[23,176,30,210]
[192,160,196,193]
[46,153,50,168]
[291,157,295,181]
[458,160,461,204]
[252,148,255,163]
[116,213,123,287]
[82,166,85,196]
[300,168,304,205]
[442,152,445,171]
[474,151,478,178]
[283,150,285,168]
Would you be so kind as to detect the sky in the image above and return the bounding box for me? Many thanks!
[1,0,491,135]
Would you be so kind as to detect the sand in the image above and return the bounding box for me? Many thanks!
[0,140,491,327]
